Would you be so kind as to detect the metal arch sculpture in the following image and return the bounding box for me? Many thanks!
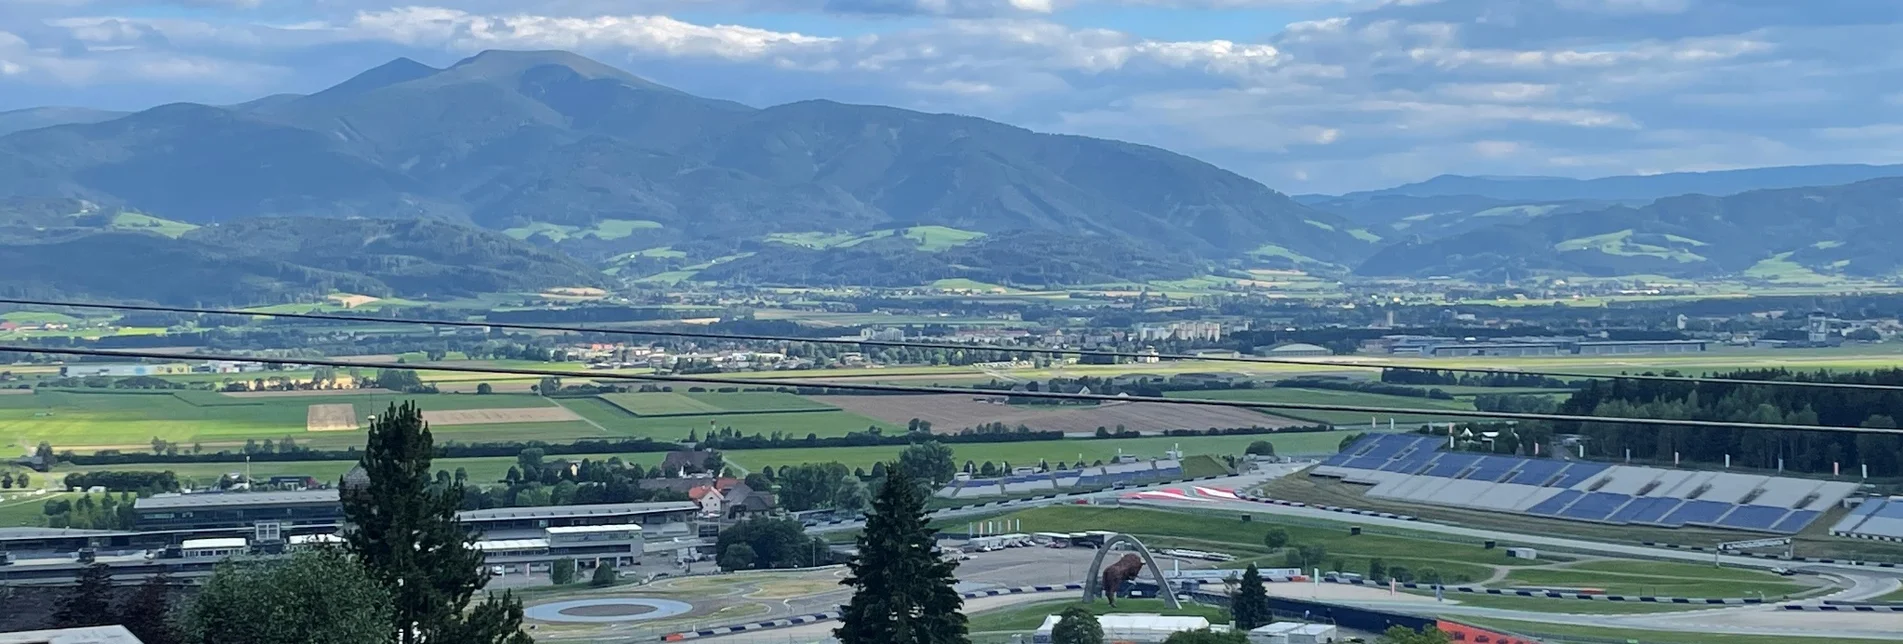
[1081,533,1181,609]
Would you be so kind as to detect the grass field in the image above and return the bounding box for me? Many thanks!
[984,506,1535,583]
[0,390,589,452]
[58,452,672,490]
[722,431,1361,473]
[557,396,895,441]
[966,598,1225,632]
[1168,387,1476,426]
[596,391,836,416]
[0,491,75,527]
[1458,617,1862,644]
[1496,564,1806,598]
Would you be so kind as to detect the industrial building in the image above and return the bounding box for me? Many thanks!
[1573,340,1708,355]
[1420,342,1562,358]
[58,363,192,378]
[133,490,346,532]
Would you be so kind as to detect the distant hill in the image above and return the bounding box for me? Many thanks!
[1356,177,1903,280]
[1322,164,1903,203]
[0,107,126,136]
[0,200,604,304]
[0,50,1376,287]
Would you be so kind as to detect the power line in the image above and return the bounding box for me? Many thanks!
[4,344,1897,437]
[2,297,1897,392]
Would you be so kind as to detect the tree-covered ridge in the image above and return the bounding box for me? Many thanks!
[694,231,1208,287]
[1557,368,1903,475]
[0,215,604,305]
[1357,176,1903,279]
[0,50,1376,275]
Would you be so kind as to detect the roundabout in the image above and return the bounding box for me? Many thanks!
[523,598,696,624]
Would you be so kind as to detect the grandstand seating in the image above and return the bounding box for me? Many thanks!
[1311,434,1858,534]
[1831,497,1903,542]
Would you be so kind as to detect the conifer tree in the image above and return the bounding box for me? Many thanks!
[343,402,533,644]
[53,563,116,628]
[1231,564,1270,631]
[120,570,179,644]
[835,465,967,644]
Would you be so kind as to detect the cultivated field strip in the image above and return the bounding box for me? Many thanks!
[813,394,1299,433]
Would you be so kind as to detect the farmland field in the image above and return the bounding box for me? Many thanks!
[0,491,75,527]
[597,391,836,416]
[555,397,894,441]
[1166,387,1476,427]
[815,394,1301,434]
[57,453,671,489]
[0,390,593,452]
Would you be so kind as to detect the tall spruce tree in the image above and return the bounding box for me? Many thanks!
[343,402,533,644]
[835,465,967,644]
[1231,564,1270,631]
[53,563,116,628]
[120,570,179,644]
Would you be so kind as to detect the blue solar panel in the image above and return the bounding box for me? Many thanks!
[1560,492,1631,520]
[1465,457,1524,482]
[1551,463,1610,488]
[1661,500,1732,526]
[1526,490,1583,516]
[1504,460,1566,486]
[1423,454,1485,478]
[1772,510,1821,534]
[1719,505,1791,531]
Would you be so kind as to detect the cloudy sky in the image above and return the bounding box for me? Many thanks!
[2,0,1900,193]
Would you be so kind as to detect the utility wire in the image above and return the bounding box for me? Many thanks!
[3,344,1897,437]
[1,297,1897,392]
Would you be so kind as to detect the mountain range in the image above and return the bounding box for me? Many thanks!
[5,49,1903,300]
[0,50,1379,301]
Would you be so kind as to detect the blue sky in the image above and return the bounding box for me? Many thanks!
[3,0,1901,193]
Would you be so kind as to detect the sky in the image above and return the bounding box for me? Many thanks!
[3,0,1902,194]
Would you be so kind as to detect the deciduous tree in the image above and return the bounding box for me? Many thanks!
[180,550,394,644]
[1050,606,1103,644]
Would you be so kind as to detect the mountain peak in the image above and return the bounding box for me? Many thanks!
[445,50,669,90]
[305,57,440,103]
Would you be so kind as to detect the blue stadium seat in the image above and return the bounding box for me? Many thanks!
[1660,500,1732,526]
[1526,490,1583,516]
[1464,457,1524,482]
[1772,510,1821,534]
[1559,492,1630,521]
[1423,453,1485,478]
[1503,459,1566,486]
[1609,497,1681,524]
[1551,462,1610,488]
[1716,505,1790,531]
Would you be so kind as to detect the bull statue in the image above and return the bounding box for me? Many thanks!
[1100,554,1145,606]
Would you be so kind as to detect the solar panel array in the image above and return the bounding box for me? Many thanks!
[1830,497,1903,541]
[1312,434,1856,534]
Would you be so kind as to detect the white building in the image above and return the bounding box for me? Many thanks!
[1034,614,1215,644]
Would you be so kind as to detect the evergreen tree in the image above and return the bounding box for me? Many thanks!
[343,402,532,644]
[1231,564,1269,630]
[53,563,116,628]
[120,570,179,644]
[551,558,577,585]
[590,563,618,587]
[835,465,967,644]
[1050,606,1104,644]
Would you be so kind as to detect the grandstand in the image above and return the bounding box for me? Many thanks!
[1312,434,1855,534]
[935,459,1184,499]
[1830,497,1903,542]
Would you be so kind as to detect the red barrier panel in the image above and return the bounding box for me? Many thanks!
[1436,620,1543,644]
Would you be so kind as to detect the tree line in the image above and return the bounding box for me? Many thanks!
[1557,368,1903,475]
